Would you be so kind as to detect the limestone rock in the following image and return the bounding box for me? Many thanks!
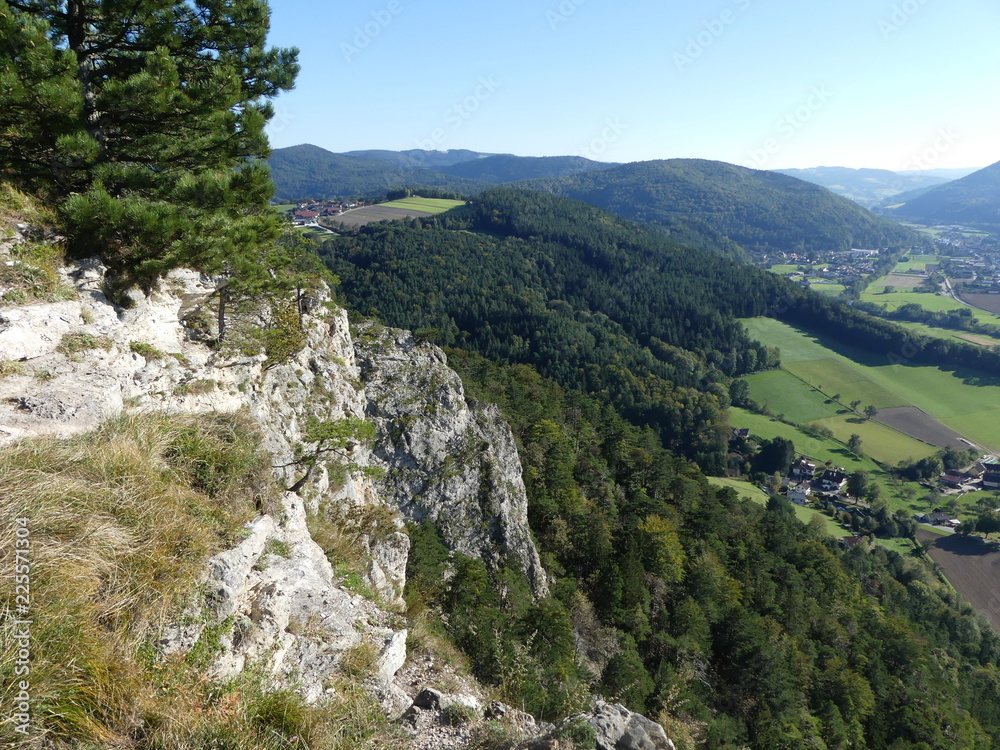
[568,700,676,750]
[356,323,548,597]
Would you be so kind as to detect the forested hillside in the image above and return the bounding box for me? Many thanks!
[436,154,612,182]
[321,189,792,470]
[413,349,1000,748]
[320,188,1000,471]
[888,159,1000,227]
[520,159,927,254]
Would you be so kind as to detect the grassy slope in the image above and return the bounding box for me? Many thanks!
[707,477,850,539]
[743,369,841,422]
[0,414,389,749]
[742,317,1000,450]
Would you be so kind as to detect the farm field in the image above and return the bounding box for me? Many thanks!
[806,413,937,464]
[784,358,907,410]
[960,293,1000,315]
[859,289,969,312]
[328,198,465,228]
[809,283,845,296]
[741,317,1000,451]
[743,370,841,422]
[916,528,1000,632]
[894,254,938,272]
[873,407,971,451]
[381,197,466,213]
[881,273,926,289]
[888,319,1000,348]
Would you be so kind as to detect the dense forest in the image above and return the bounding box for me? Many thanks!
[321,189,792,470]
[406,347,1000,748]
[517,159,929,254]
[320,188,1000,473]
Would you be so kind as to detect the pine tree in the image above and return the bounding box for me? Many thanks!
[0,0,298,287]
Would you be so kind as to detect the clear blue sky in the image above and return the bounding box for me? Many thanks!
[265,0,1000,171]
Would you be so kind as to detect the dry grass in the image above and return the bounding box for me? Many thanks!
[0,412,363,749]
[0,183,56,230]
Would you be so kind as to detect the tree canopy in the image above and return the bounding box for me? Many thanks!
[0,0,298,287]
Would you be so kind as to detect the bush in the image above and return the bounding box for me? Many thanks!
[442,702,481,727]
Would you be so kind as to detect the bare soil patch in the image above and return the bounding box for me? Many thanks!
[873,406,972,451]
[327,206,432,228]
[883,273,926,289]
[916,528,1000,631]
[956,333,998,347]
[960,293,1000,315]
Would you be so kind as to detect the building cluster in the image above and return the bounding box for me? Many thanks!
[290,200,366,225]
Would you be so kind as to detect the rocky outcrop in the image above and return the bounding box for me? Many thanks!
[356,323,548,597]
[0,256,545,708]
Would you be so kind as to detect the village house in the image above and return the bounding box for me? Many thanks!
[982,462,1000,489]
[790,457,817,479]
[820,469,847,493]
[786,481,812,505]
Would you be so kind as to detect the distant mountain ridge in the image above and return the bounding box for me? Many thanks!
[775,166,950,208]
[887,159,1000,228]
[268,144,615,201]
[517,158,926,254]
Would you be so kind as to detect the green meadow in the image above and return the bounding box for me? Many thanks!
[741,317,1000,451]
[743,369,841,422]
[810,283,846,296]
[807,414,937,465]
[859,289,967,312]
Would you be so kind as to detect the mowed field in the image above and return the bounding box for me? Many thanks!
[859,289,970,312]
[917,528,1000,632]
[881,273,927,289]
[382,197,466,213]
[741,318,1000,451]
[328,198,465,228]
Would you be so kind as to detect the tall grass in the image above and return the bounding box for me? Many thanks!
[0,413,397,749]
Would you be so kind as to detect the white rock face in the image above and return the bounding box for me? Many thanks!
[356,324,548,597]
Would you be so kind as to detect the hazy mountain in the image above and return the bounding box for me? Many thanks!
[268,145,610,200]
[519,159,926,254]
[344,148,495,169]
[437,154,614,182]
[267,144,481,200]
[898,167,981,180]
[888,159,1000,227]
[775,166,949,208]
